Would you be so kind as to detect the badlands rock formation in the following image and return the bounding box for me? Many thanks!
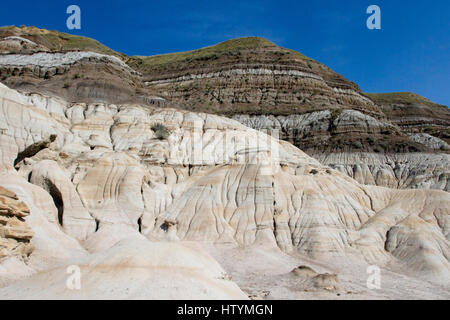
[0,82,448,299]
[0,26,448,193]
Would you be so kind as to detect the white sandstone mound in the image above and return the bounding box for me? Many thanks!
[0,82,448,299]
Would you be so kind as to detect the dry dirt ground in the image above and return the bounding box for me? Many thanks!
[202,243,450,300]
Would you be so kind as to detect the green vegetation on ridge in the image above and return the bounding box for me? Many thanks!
[366,92,446,108]
[0,25,125,58]
[134,37,278,65]
[129,37,313,74]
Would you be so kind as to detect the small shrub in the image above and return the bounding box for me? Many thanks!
[380,142,389,150]
[63,83,70,89]
[328,108,343,132]
[330,108,343,121]
[352,141,363,149]
[151,123,170,140]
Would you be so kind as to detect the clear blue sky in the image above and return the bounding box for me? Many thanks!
[2,0,449,105]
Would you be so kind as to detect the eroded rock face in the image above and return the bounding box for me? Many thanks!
[0,82,448,298]
[0,51,136,75]
[408,133,449,151]
[26,160,97,241]
[234,112,450,191]
[314,152,449,191]
[0,36,48,54]
[233,110,404,153]
[0,186,33,261]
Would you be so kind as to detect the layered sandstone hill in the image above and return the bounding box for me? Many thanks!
[0,26,169,106]
[0,83,448,299]
[131,37,378,116]
[133,37,450,191]
[0,25,448,193]
[367,92,450,146]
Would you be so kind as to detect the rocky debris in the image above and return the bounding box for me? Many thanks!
[289,265,341,292]
[160,219,179,241]
[0,186,33,261]
[311,273,340,292]
[248,290,270,300]
[291,265,319,278]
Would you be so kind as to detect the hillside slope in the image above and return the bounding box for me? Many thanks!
[135,37,379,116]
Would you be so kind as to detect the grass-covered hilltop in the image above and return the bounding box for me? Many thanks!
[0,25,124,57]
